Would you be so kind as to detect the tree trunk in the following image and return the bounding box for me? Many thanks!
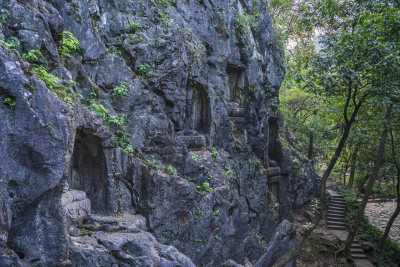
[378,203,400,250]
[320,93,366,214]
[377,128,400,250]
[343,154,349,186]
[308,132,313,160]
[348,143,360,188]
[345,108,391,250]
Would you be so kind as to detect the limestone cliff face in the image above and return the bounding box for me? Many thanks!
[0,0,318,266]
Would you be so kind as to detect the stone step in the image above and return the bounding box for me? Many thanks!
[327,211,346,216]
[351,252,368,259]
[329,209,346,214]
[267,167,281,177]
[351,248,364,253]
[329,205,346,210]
[227,107,245,117]
[328,221,346,226]
[330,201,347,206]
[351,244,362,249]
[229,117,245,122]
[330,199,346,203]
[327,217,345,222]
[176,135,206,150]
[328,225,347,230]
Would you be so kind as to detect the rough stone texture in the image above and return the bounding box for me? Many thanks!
[0,0,320,266]
[255,219,297,267]
[62,189,91,227]
[282,126,321,206]
[365,202,400,245]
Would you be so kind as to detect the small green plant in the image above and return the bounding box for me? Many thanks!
[195,239,202,243]
[0,37,20,49]
[138,64,150,75]
[32,66,60,89]
[166,165,177,175]
[214,234,219,240]
[117,136,133,153]
[22,49,43,63]
[212,209,220,216]
[193,208,204,218]
[225,168,234,179]
[128,19,141,32]
[211,147,218,159]
[143,156,161,170]
[87,99,125,126]
[234,11,253,48]
[112,81,130,97]
[1,9,8,23]
[160,12,169,26]
[3,97,15,108]
[58,31,80,58]
[196,181,212,193]
[196,248,200,253]
[191,154,202,161]
[155,0,175,7]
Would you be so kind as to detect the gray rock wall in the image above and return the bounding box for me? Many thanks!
[0,0,319,266]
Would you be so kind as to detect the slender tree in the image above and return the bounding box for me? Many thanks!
[345,107,391,250]
[377,128,400,250]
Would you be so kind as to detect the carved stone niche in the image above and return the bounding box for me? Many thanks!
[67,128,113,214]
[226,64,247,106]
[268,180,279,201]
[268,117,283,166]
[184,81,211,135]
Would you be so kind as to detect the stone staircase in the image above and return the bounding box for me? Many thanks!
[327,195,368,260]
[327,195,347,230]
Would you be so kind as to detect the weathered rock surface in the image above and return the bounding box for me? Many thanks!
[0,0,320,266]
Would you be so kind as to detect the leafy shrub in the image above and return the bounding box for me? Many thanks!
[112,81,130,97]
[58,31,80,58]
[0,37,20,49]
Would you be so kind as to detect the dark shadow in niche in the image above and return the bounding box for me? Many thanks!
[68,128,111,214]
[226,65,247,106]
[268,117,283,166]
[184,82,211,134]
